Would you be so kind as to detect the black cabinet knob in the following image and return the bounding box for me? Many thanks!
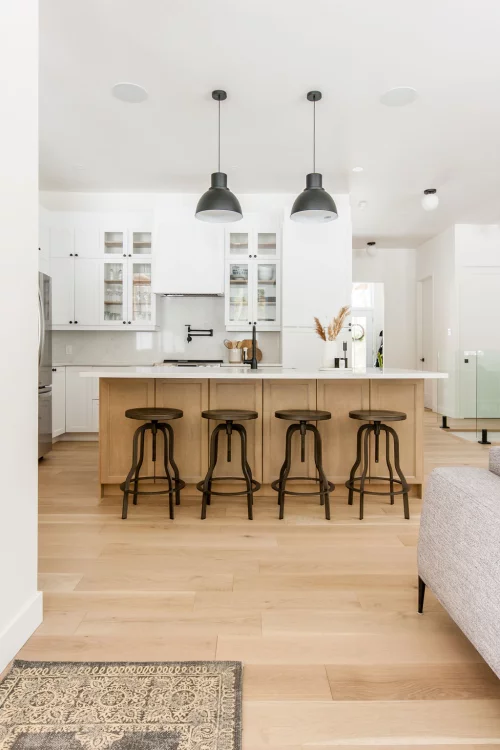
[128,321,131,324]
[69,321,73,324]
[52,368,56,372]
[128,254,132,257]
[75,253,79,257]
[123,321,126,325]
[74,321,78,324]
[69,253,73,257]
[123,253,126,257]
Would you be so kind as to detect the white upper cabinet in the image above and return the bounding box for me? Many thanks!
[153,221,225,295]
[224,218,281,331]
[74,226,100,258]
[50,227,74,258]
[50,256,75,325]
[74,258,100,326]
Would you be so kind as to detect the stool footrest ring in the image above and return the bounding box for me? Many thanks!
[120,476,186,496]
[196,476,261,496]
[345,475,408,497]
[271,476,335,497]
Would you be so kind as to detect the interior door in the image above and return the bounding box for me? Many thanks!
[420,276,433,409]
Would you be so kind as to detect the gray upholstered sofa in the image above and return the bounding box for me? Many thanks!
[418,447,500,678]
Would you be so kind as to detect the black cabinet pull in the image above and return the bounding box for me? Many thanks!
[123,253,126,257]
[128,254,132,257]
[52,368,56,372]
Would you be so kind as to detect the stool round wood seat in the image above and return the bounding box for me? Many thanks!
[345,410,410,520]
[120,407,185,521]
[202,409,258,421]
[197,410,260,520]
[275,409,331,422]
[349,409,406,423]
[125,407,183,421]
[271,409,334,520]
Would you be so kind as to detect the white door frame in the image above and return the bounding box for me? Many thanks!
[417,275,437,412]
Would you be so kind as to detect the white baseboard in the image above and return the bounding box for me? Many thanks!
[54,433,98,443]
[0,591,43,674]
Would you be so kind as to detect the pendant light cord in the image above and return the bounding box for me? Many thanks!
[218,98,221,173]
[313,99,316,173]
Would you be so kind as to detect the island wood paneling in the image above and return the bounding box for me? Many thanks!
[369,378,424,484]
[155,379,209,484]
[208,379,263,482]
[317,379,370,483]
[262,379,317,484]
[99,378,155,486]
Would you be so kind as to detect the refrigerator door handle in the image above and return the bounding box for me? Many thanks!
[38,288,45,368]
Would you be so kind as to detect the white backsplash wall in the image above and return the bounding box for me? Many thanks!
[53,296,281,365]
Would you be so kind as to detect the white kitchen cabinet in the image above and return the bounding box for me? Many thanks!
[99,259,157,328]
[130,230,152,257]
[50,227,74,258]
[91,400,100,432]
[74,258,101,326]
[39,208,51,275]
[65,366,95,432]
[100,259,127,326]
[75,226,100,258]
[153,221,224,294]
[51,256,75,326]
[224,225,281,331]
[52,366,66,437]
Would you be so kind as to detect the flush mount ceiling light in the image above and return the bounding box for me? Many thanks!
[380,86,418,107]
[195,90,242,223]
[290,91,338,224]
[111,82,148,104]
[421,188,439,211]
[366,241,377,257]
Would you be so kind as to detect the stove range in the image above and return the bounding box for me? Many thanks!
[161,359,223,368]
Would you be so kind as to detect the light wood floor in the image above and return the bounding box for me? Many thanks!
[24,412,500,747]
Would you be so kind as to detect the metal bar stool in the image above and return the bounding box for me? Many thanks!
[271,410,334,520]
[121,407,185,520]
[196,409,261,520]
[345,409,410,520]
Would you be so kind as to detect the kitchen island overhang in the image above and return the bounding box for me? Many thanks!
[81,368,447,501]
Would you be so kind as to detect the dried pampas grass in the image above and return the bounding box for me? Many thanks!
[314,305,351,341]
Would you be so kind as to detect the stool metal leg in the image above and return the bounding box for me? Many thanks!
[278,424,298,519]
[309,424,330,520]
[384,426,395,505]
[359,425,372,521]
[348,424,370,506]
[132,424,147,506]
[122,424,145,520]
[201,423,225,520]
[386,424,410,520]
[234,424,253,520]
[164,422,182,506]
[158,425,174,520]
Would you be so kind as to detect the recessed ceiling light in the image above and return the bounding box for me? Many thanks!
[112,82,148,104]
[380,86,418,107]
[352,166,364,173]
[358,200,367,210]
[73,164,84,170]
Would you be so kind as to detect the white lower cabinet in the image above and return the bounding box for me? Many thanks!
[65,366,95,432]
[52,367,66,437]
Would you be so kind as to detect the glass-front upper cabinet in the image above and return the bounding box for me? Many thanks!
[101,260,127,325]
[255,261,280,326]
[129,262,153,324]
[227,231,250,257]
[257,231,277,258]
[226,262,250,325]
[130,231,152,256]
[102,231,126,257]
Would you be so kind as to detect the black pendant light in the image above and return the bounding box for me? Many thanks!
[291,91,338,223]
[195,90,242,223]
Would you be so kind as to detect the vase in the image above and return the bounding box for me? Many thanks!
[322,340,338,369]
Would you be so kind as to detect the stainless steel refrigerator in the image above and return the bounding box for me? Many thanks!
[38,272,52,458]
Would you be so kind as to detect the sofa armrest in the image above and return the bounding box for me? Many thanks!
[490,447,500,477]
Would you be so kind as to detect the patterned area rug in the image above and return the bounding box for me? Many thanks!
[0,661,242,750]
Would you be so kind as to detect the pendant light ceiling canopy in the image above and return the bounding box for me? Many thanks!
[195,90,242,223]
[291,91,338,224]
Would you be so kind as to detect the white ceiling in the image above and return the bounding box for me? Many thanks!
[40,0,500,246]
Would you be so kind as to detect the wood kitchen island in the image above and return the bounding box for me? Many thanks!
[82,367,446,501]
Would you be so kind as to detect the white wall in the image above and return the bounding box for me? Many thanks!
[353,248,417,369]
[0,0,42,672]
[417,227,458,416]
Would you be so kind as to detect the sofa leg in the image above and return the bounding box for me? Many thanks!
[418,576,426,614]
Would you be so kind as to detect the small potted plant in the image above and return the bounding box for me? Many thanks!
[314,305,350,368]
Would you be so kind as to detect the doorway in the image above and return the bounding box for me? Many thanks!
[418,276,434,409]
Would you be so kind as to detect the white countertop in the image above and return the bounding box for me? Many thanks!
[81,366,447,380]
